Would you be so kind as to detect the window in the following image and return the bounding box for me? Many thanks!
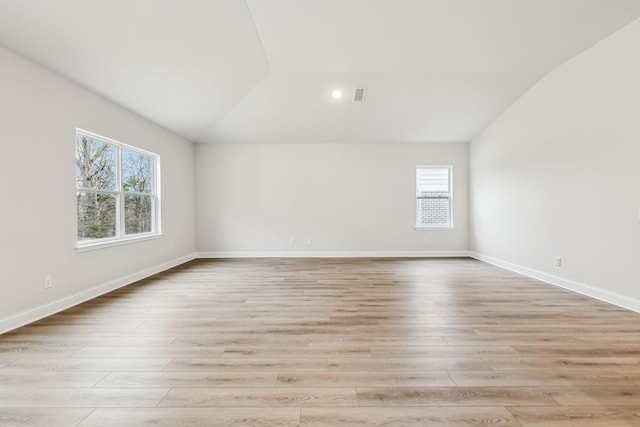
[76,129,160,249]
[416,165,452,228]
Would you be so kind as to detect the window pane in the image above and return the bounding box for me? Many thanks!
[122,149,154,194]
[75,135,116,190]
[418,197,450,226]
[125,194,153,235]
[417,168,449,193]
[77,191,117,240]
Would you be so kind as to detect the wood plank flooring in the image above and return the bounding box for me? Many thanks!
[1,257,640,426]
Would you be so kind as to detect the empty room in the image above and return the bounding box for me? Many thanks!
[1,0,640,426]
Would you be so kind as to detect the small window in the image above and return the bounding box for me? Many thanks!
[416,165,452,228]
[76,129,160,248]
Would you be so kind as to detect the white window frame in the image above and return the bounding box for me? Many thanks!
[75,129,162,252]
[415,165,454,230]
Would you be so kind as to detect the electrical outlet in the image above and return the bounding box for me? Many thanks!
[554,257,562,267]
[44,275,53,289]
[307,237,312,245]
[290,238,296,248]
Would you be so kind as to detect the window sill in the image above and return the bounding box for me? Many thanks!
[76,233,163,253]
[415,226,455,231]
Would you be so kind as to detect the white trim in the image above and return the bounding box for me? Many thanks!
[0,253,197,335]
[470,252,640,314]
[415,165,453,228]
[76,233,163,252]
[5,249,638,337]
[76,128,158,157]
[197,250,471,259]
[415,226,456,231]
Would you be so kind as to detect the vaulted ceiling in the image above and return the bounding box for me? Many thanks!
[1,0,639,144]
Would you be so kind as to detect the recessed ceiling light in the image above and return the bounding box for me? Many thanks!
[331,90,342,99]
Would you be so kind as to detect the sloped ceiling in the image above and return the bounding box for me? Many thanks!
[0,0,270,141]
[0,0,639,144]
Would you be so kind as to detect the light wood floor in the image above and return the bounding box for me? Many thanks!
[2,258,640,426]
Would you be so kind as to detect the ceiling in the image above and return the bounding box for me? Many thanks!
[0,0,639,144]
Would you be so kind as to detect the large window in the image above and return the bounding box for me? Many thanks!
[416,165,452,228]
[76,129,160,249]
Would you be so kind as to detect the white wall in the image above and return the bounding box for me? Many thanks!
[0,46,196,327]
[470,19,640,304]
[196,142,468,255]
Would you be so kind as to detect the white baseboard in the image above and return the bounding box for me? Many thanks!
[0,252,197,335]
[6,249,637,335]
[197,250,471,258]
[470,251,640,314]
[0,250,469,334]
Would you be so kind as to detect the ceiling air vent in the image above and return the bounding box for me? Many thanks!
[353,88,367,102]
